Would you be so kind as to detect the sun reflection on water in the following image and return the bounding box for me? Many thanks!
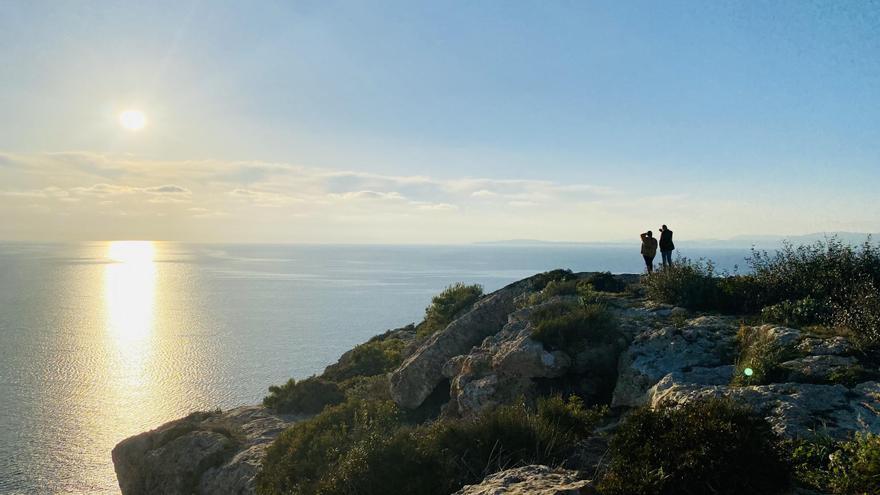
[104,241,156,381]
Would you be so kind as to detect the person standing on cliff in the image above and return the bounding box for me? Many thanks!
[659,224,675,268]
[640,230,658,274]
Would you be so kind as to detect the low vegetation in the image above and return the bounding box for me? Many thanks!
[256,394,605,495]
[644,238,880,350]
[529,302,618,354]
[731,325,794,386]
[597,398,791,495]
[322,335,407,382]
[262,376,345,414]
[417,282,484,338]
[788,432,880,494]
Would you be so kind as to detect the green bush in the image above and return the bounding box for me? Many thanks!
[530,302,618,354]
[256,398,403,494]
[531,269,576,291]
[788,433,880,494]
[832,278,880,351]
[749,238,880,313]
[257,395,605,495]
[322,337,406,382]
[418,282,484,338]
[597,398,790,495]
[584,271,626,293]
[642,258,721,310]
[761,297,827,327]
[262,376,345,414]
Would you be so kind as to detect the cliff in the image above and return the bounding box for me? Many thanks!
[112,270,880,494]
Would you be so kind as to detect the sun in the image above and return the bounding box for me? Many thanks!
[119,110,147,131]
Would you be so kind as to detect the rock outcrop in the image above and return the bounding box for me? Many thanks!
[649,376,880,439]
[112,406,300,495]
[611,315,738,407]
[442,303,574,417]
[115,270,880,493]
[452,465,595,495]
[390,278,534,409]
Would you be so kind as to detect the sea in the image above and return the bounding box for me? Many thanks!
[0,242,752,494]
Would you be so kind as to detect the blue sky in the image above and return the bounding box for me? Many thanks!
[1,1,878,242]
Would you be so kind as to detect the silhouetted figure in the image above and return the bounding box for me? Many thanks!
[640,230,658,274]
[659,225,675,268]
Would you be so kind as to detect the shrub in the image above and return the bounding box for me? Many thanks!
[257,395,605,495]
[788,433,880,494]
[256,398,403,494]
[418,282,484,338]
[422,395,604,490]
[530,302,618,354]
[597,398,790,495]
[731,325,794,386]
[749,238,880,312]
[761,297,827,327]
[531,269,576,291]
[642,258,721,310]
[322,337,406,382]
[262,376,345,414]
[583,271,626,293]
[832,278,880,351]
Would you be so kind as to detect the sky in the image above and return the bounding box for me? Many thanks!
[1,0,879,243]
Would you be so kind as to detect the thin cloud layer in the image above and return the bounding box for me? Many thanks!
[1,151,877,243]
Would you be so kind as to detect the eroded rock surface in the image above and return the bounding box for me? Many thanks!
[611,316,738,407]
[452,465,595,495]
[112,406,300,495]
[649,375,880,439]
[390,278,533,409]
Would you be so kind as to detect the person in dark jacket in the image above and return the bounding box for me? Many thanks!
[659,225,674,268]
[640,230,658,274]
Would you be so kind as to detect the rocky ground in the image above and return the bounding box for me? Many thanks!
[113,272,880,494]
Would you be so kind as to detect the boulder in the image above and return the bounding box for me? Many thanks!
[796,336,854,356]
[113,406,300,495]
[779,355,860,383]
[649,375,880,440]
[452,465,595,495]
[390,279,532,409]
[443,315,573,417]
[611,316,738,407]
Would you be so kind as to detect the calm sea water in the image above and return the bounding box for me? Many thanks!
[0,242,750,494]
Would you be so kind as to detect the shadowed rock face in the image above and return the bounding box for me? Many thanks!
[452,465,596,495]
[112,406,300,495]
[389,278,534,409]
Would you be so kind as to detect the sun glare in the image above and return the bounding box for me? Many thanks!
[108,240,155,264]
[119,110,146,131]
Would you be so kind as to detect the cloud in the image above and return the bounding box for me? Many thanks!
[471,189,497,198]
[143,184,190,194]
[71,183,135,196]
[328,190,407,201]
[228,188,300,207]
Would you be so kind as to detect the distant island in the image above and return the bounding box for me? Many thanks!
[113,238,880,495]
[477,231,878,249]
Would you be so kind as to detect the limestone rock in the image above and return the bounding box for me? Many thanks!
[649,375,880,439]
[779,355,860,383]
[796,336,854,356]
[611,316,738,407]
[755,324,803,350]
[445,315,573,417]
[113,406,300,495]
[452,465,595,495]
[390,278,532,409]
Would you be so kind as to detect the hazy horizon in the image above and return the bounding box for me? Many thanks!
[2,1,879,242]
